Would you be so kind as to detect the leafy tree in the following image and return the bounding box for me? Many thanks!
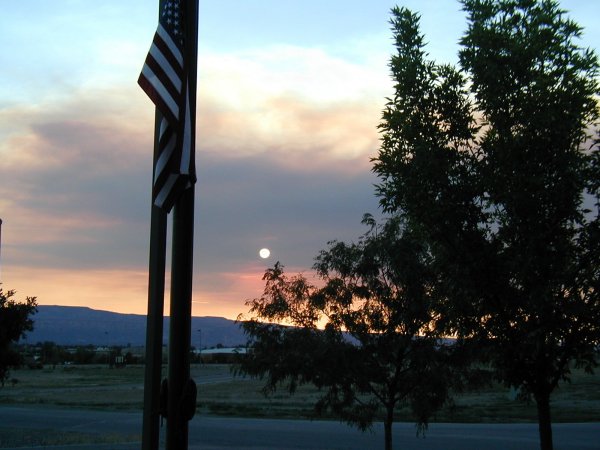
[373,3,599,450]
[0,287,37,385]
[239,215,465,450]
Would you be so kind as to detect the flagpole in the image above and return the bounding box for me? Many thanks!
[142,110,168,450]
[166,0,198,448]
[166,187,195,449]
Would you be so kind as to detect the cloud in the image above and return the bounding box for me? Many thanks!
[197,46,390,167]
[1,39,387,318]
[0,89,153,270]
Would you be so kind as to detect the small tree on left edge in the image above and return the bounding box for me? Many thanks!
[238,215,466,450]
[0,287,37,386]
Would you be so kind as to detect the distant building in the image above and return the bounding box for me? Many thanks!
[194,347,247,363]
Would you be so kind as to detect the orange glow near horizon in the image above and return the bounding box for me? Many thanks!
[2,264,275,321]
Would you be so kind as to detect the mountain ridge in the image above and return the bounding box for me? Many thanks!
[22,305,246,348]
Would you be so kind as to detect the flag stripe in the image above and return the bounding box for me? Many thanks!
[155,23,183,67]
[180,82,192,173]
[155,174,179,210]
[154,122,177,184]
[140,65,180,122]
[148,42,182,93]
[138,0,196,212]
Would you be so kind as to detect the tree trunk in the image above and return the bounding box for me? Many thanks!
[535,390,553,450]
[384,405,394,450]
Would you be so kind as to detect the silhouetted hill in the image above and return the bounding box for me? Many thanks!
[22,305,246,348]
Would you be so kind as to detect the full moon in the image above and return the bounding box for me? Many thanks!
[259,248,271,259]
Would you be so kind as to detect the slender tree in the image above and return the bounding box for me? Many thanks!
[373,3,600,450]
[0,287,37,385]
[239,215,465,450]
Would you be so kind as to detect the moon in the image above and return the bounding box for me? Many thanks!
[259,248,271,259]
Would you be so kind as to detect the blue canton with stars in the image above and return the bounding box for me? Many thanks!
[162,0,184,47]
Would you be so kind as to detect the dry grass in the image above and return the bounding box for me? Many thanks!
[1,364,598,423]
[1,365,146,409]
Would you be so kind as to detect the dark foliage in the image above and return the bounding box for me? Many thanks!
[238,216,471,450]
[0,287,37,385]
[373,2,599,449]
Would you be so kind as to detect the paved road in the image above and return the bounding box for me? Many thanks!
[1,406,598,449]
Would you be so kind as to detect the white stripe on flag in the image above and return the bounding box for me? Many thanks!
[154,121,177,184]
[155,174,179,208]
[141,65,180,120]
[180,83,192,174]
[156,23,183,66]
[148,43,182,92]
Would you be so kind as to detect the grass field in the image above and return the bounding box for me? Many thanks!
[1,363,599,423]
[1,364,598,448]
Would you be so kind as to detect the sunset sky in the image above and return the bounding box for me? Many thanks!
[1,1,598,320]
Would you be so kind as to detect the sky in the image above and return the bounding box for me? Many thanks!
[0,1,598,320]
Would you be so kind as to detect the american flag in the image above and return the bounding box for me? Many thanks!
[138,0,195,212]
